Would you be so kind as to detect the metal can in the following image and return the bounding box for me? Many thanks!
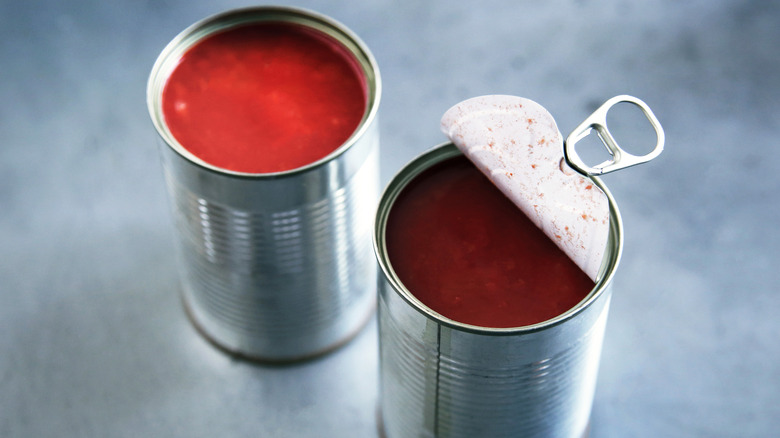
[147,7,381,361]
[374,143,623,437]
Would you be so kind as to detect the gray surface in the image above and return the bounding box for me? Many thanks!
[1,0,778,437]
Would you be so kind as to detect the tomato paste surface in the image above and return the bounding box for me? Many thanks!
[162,22,367,173]
[386,156,594,328]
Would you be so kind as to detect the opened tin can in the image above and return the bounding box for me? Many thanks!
[374,143,623,437]
[147,7,381,361]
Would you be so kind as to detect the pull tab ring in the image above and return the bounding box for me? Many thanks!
[564,95,665,176]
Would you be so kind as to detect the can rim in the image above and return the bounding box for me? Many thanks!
[146,6,381,179]
[373,142,624,335]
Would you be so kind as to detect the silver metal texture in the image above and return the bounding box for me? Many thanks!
[147,6,381,361]
[374,143,623,438]
[564,95,665,176]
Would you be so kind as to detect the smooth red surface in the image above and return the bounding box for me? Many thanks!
[162,22,367,173]
[386,156,594,328]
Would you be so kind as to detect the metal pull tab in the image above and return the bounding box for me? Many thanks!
[564,95,664,176]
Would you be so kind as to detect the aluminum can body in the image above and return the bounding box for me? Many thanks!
[375,143,622,437]
[147,7,381,361]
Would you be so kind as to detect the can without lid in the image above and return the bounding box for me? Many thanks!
[374,143,623,437]
[147,7,381,361]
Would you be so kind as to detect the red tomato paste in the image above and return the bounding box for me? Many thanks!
[386,156,594,328]
[162,22,367,173]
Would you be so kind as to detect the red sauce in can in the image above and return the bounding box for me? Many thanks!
[386,155,594,328]
[162,22,367,173]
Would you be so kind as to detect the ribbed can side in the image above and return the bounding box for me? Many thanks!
[378,280,440,438]
[379,277,610,438]
[432,293,609,437]
[165,141,379,360]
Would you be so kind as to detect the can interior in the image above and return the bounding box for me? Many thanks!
[373,142,624,335]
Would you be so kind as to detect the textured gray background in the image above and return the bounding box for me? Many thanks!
[1,0,778,437]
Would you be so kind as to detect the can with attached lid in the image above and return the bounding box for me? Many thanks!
[374,142,623,437]
[147,6,381,361]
